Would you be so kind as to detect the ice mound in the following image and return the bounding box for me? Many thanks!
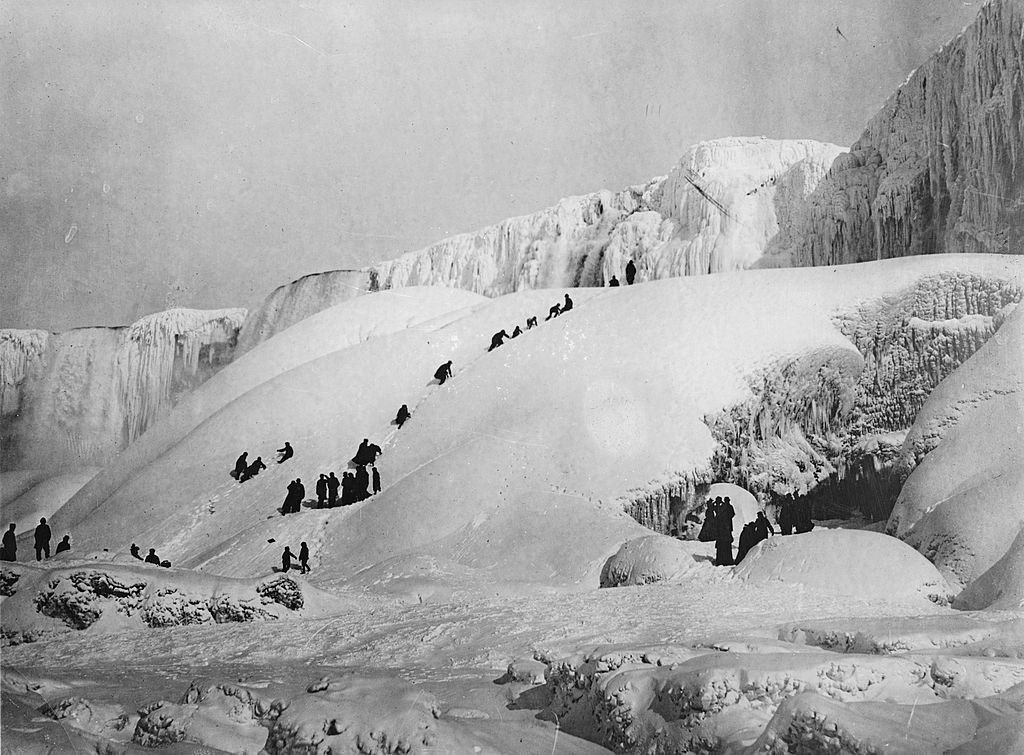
[734,530,955,604]
[0,467,98,536]
[599,535,714,587]
[956,526,1024,611]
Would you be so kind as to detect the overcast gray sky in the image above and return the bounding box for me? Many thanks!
[1,0,981,330]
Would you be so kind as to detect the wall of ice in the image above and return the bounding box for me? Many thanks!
[1,308,246,470]
[796,0,1024,266]
[237,138,844,350]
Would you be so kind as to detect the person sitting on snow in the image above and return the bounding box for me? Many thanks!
[145,548,161,565]
[240,456,266,482]
[55,534,72,555]
[130,543,143,560]
[276,442,294,464]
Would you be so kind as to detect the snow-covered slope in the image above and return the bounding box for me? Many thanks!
[46,256,1023,590]
[797,0,1024,266]
[237,138,844,351]
[0,308,246,470]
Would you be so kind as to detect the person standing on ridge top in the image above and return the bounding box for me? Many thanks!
[434,360,453,385]
[625,259,637,285]
[299,542,310,574]
[316,474,328,507]
[276,442,294,464]
[327,472,340,506]
[1,523,16,561]
[232,451,248,479]
[240,456,266,482]
[35,517,51,560]
[715,496,736,566]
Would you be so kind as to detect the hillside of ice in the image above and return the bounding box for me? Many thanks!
[796,0,1024,266]
[0,308,246,471]
[33,255,1022,593]
[237,138,844,350]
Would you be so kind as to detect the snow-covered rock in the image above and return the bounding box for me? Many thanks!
[599,535,712,587]
[734,530,955,605]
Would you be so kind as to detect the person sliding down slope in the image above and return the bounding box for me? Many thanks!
[488,329,509,352]
[239,456,266,482]
[395,404,411,428]
[231,451,248,479]
[34,517,51,560]
[276,441,294,464]
[714,496,736,566]
[434,360,453,384]
[145,548,161,565]
[546,304,561,321]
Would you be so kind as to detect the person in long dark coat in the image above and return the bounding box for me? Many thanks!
[55,535,71,554]
[292,479,305,513]
[316,474,328,507]
[281,546,294,572]
[34,518,51,560]
[395,404,411,428]
[735,522,758,563]
[299,542,310,574]
[354,466,369,501]
[327,472,340,506]
[434,361,453,384]
[488,329,509,352]
[1,523,16,562]
[231,452,248,479]
[715,497,735,566]
[511,325,522,338]
[371,465,381,495]
[341,472,354,505]
[625,259,637,285]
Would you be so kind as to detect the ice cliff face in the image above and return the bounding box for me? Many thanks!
[237,138,844,350]
[1,308,246,470]
[797,0,1024,266]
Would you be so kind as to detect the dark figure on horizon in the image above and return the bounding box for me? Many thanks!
[34,517,51,560]
[327,472,340,506]
[608,275,620,287]
[562,293,573,312]
[371,465,381,495]
[714,496,736,566]
[130,543,143,560]
[316,474,328,507]
[55,534,71,555]
[1,523,16,562]
[395,404,411,428]
[277,442,294,464]
[488,329,509,352]
[281,546,294,573]
[511,325,522,338]
[546,304,561,321]
[354,466,370,502]
[735,521,759,563]
[239,456,266,482]
[231,452,248,479]
[434,360,453,384]
[145,548,161,565]
[299,542,310,574]
[526,316,538,329]
[625,259,637,285]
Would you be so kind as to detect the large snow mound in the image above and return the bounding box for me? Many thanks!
[45,256,1024,590]
[599,535,714,587]
[0,467,98,536]
[734,530,954,604]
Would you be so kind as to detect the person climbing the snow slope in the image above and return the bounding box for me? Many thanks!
[488,329,509,352]
[371,465,381,495]
[526,316,538,329]
[231,451,248,479]
[276,442,294,464]
[316,474,328,507]
[240,456,266,482]
[145,548,161,565]
[299,542,310,574]
[735,521,758,563]
[511,325,522,338]
[281,546,294,572]
[55,534,71,555]
[608,275,620,287]
[546,303,561,321]
[434,360,453,385]
[625,259,637,285]
[562,293,573,312]
[130,543,143,560]
[1,523,16,561]
[395,404,411,428]
[327,472,340,506]
[34,517,51,560]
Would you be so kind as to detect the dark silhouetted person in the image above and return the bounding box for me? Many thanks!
[55,535,71,555]
[371,465,381,495]
[316,474,328,507]
[795,498,814,534]
[511,325,522,338]
[735,522,758,563]
[488,329,509,352]
[526,316,538,329]
[434,361,453,384]
[354,466,369,501]
[240,456,266,482]
[281,546,294,572]
[753,511,775,541]
[341,472,355,505]
[1,523,16,561]
[609,276,620,287]
[778,495,795,535]
[277,442,294,464]
[546,304,561,321]
[145,548,161,565]
[231,452,248,479]
[698,499,718,542]
[130,543,143,560]
[715,497,735,566]
[354,438,370,465]
[293,478,305,512]
[34,518,51,561]
[625,259,637,285]
[327,472,340,506]
[299,542,310,574]
[562,293,573,312]
[395,404,411,428]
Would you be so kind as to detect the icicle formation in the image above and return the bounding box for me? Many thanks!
[797,0,1024,265]
[116,308,247,444]
[0,329,50,415]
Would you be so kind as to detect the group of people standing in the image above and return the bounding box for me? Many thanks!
[280,542,310,574]
[1,519,71,562]
[698,491,815,565]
